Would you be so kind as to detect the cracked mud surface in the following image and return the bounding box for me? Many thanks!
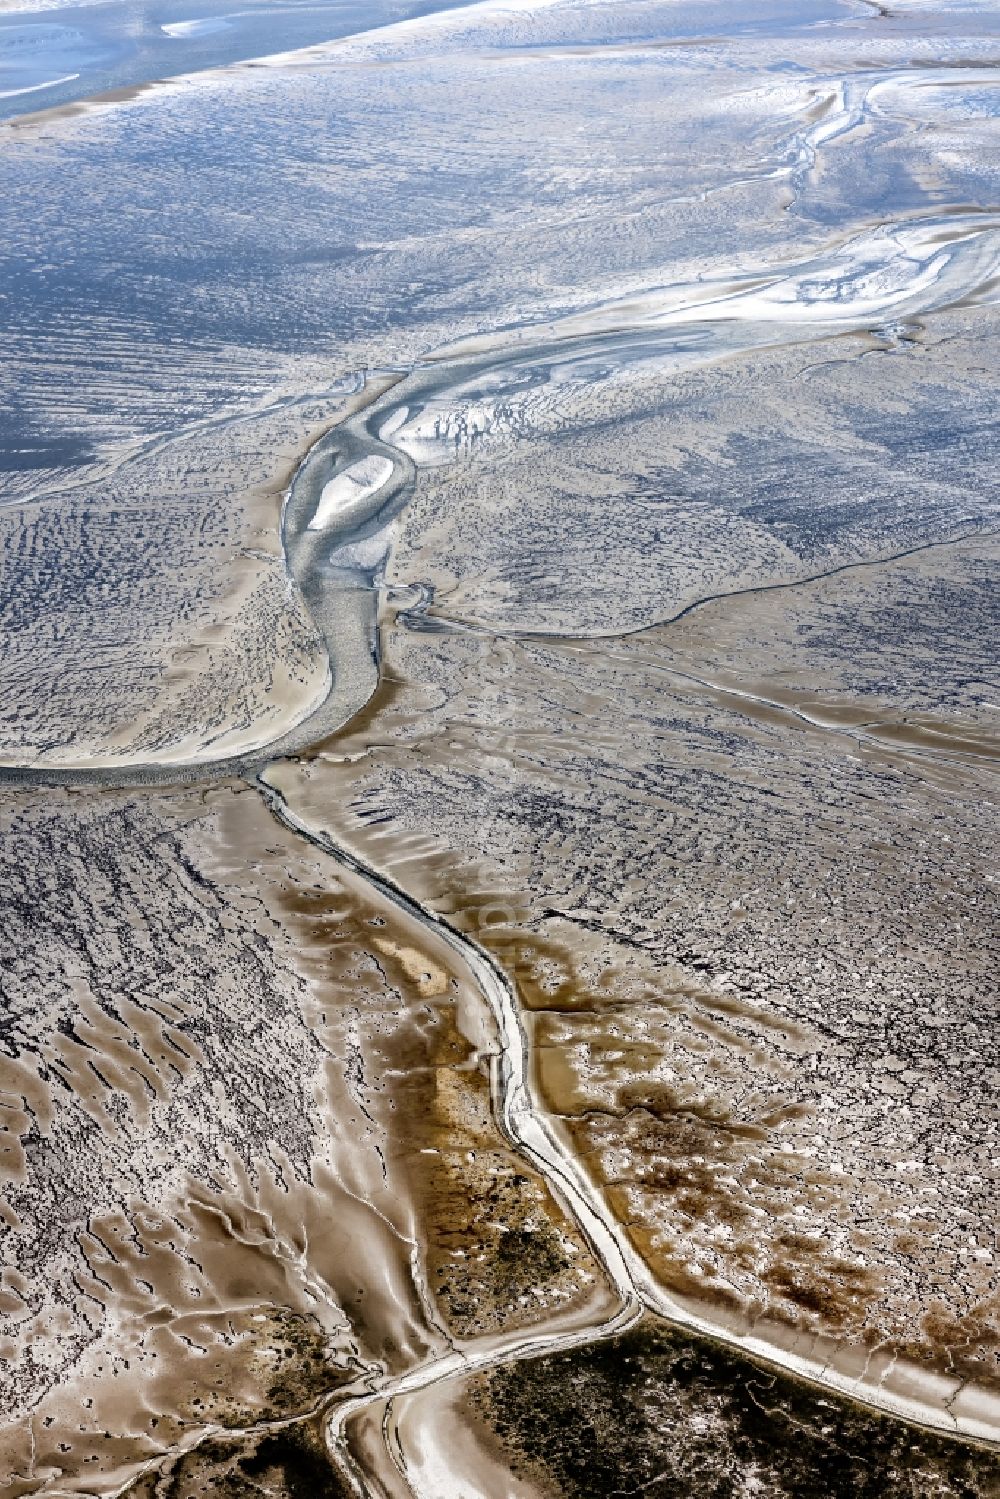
[0,0,998,1490]
[275,320,1000,1413]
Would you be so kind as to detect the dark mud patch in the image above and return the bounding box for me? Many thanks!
[471,1315,1000,1499]
[126,1419,351,1499]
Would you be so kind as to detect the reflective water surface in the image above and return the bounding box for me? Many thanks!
[0,0,998,1493]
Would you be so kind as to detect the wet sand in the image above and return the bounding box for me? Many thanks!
[0,0,998,1491]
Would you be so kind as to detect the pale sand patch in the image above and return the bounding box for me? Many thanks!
[372,936,450,997]
[160,16,234,38]
[308,455,395,531]
[365,1378,543,1499]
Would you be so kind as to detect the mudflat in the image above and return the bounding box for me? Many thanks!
[0,0,998,1493]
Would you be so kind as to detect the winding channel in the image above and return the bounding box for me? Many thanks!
[138,194,1000,1466]
[162,195,1000,1470]
[6,82,1000,1491]
[257,762,999,1492]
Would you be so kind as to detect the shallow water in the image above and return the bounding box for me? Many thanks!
[0,0,998,1492]
[0,0,478,118]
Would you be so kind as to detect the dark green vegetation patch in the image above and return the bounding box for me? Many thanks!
[474,1316,1000,1498]
[127,1423,352,1499]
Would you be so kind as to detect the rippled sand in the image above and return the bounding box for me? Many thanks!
[0,0,998,1492]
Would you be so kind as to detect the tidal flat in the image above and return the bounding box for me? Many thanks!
[0,0,998,1492]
